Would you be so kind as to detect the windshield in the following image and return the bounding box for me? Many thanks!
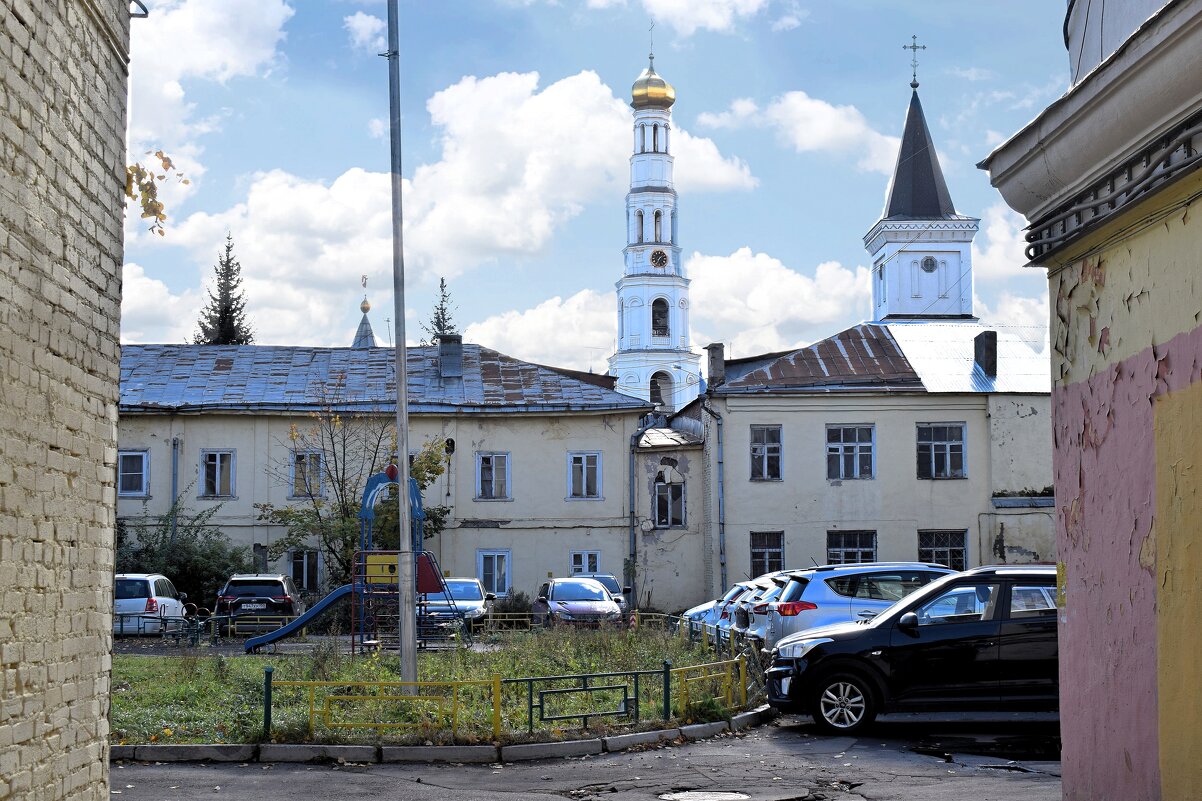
[224,580,285,597]
[443,580,484,601]
[868,571,962,626]
[551,580,609,601]
[115,579,150,600]
[583,575,621,594]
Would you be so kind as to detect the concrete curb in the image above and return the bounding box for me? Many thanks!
[381,745,499,763]
[132,744,257,762]
[730,704,776,731]
[109,746,137,761]
[602,728,681,752]
[257,744,378,763]
[500,738,603,761]
[679,720,730,740]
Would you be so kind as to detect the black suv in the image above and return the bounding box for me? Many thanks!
[215,574,306,618]
[766,565,1058,734]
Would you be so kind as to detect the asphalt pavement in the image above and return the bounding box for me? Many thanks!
[109,714,1061,801]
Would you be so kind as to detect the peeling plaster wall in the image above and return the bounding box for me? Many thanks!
[986,395,1053,494]
[1049,170,1202,800]
[632,448,705,612]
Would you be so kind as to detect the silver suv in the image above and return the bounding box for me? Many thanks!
[745,562,954,649]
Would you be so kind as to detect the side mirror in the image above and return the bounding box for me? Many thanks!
[898,612,919,632]
[622,586,632,596]
[178,592,188,602]
[537,596,548,604]
[485,593,496,601]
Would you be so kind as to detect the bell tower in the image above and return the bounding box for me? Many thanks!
[607,52,701,412]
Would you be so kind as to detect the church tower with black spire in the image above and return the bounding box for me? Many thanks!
[608,51,701,412]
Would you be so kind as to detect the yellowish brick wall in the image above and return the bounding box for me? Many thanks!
[1,1,129,798]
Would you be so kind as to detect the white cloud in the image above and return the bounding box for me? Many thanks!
[644,0,768,36]
[672,129,757,191]
[344,11,386,52]
[948,66,994,82]
[698,92,899,175]
[972,202,1035,281]
[464,290,616,372]
[771,1,809,31]
[977,290,1050,354]
[368,118,388,139]
[121,263,203,344]
[687,247,872,357]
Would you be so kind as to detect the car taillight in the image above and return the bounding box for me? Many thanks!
[720,610,729,620]
[144,598,158,613]
[752,603,769,615]
[218,595,235,603]
[272,596,291,603]
[777,601,818,616]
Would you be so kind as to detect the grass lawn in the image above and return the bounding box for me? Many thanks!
[110,627,732,745]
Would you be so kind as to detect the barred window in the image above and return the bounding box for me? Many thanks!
[826,530,877,564]
[750,531,784,576]
[918,529,967,571]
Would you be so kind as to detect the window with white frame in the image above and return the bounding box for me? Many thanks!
[750,425,782,481]
[478,550,510,597]
[826,425,874,480]
[917,423,966,479]
[918,529,967,571]
[567,452,601,499]
[750,531,784,576]
[654,479,684,527]
[200,450,235,497]
[570,551,600,574]
[290,549,320,591]
[117,450,149,497]
[827,530,877,564]
[476,452,510,500]
[291,451,322,497]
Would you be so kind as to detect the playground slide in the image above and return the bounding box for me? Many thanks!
[244,583,358,653]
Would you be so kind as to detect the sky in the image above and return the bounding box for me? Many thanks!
[122,0,1068,372]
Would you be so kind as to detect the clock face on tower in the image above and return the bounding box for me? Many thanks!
[650,249,668,268]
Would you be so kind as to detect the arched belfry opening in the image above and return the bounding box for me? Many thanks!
[651,298,670,337]
[649,371,673,408]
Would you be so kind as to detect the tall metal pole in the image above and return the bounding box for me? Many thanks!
[385,0,417,684]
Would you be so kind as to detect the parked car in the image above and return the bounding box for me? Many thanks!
[420,577,495,627]
[765,564,1058,734]
[730,575,789,642]
[749,563,955,650]
[532,577,623,627]
[684,581,760,633]
[214,574,306,619]
[573,572,632,615]
[113,573,188,635]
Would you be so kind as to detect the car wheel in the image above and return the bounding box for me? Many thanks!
[810,671,877,735]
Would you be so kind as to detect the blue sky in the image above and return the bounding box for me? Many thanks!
[122,0,1066,371]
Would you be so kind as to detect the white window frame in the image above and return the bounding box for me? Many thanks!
[117,449,150,497]
[289,549,321,591]
[570,551,600,575]
[654,480,685,528]
[290,450,323,498]
[477,549,511,597]
[918,529,968,571]
[750,425,782,481]
[826,530,877,564]
[567,451,602,500]
[475,452,511,500]
[826,424,875,480]
[750,531,784,576]
[917,422,967,479]
[199,449,236,498]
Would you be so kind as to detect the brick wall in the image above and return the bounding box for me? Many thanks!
[1,1,129,798]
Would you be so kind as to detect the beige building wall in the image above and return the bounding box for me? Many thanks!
[1,1,130,798]
[704,392,1053,597]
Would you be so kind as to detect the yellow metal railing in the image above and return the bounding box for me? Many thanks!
[273,675,503,740]
[671,655,746,715]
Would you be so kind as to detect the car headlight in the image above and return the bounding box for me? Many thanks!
[605,609,622,619]
[776,637,832,660]
[558,612,573,620]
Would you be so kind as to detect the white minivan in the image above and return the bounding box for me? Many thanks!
[113,573,188,635]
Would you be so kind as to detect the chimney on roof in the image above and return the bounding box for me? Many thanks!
[705,343,725,388]
[438,333,463,378]
[974,330,997,377]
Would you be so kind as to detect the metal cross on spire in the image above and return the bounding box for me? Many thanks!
[904,34,926,89]
[649,20,655,69]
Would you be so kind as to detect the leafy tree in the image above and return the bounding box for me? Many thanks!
[419,277,457,345]
[125,150,189,236]
[194,234,254,345]
[116,493,252,610]
[255,380,450,588]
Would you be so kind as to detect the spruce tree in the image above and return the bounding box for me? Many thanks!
[193,233,254,345]
[419,277,457,345]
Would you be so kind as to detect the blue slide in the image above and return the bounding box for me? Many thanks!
[244,584,359,653]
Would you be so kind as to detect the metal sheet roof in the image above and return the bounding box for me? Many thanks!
[120,344,650,414]
[716,321,1049,396]
[637,428,704,449]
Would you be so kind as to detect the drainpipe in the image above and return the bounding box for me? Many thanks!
[701,402,727,591]
[628,428,639,599]
[170,435,180,543]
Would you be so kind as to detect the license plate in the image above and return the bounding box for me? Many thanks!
[242,603,267,611]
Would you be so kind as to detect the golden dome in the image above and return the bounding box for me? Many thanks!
[631,57,675,110]
[360,298,371,314]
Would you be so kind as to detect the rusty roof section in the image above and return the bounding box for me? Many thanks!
[719,324,924,393]
[120,344,650,415]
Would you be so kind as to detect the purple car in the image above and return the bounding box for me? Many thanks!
[533,577,623,627]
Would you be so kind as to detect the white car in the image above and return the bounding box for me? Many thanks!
[113,573,188,635]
